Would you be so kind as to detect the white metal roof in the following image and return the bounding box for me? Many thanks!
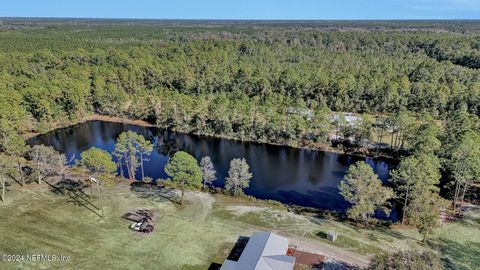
[220,232,295,270]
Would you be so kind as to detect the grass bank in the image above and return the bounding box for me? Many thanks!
[0,182,478,270]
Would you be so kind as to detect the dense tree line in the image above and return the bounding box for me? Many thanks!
[0,25,479,123]
[0,23,479,211]
[0,26,479,150]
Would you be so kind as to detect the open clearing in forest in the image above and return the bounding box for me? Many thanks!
[0,183,478,270]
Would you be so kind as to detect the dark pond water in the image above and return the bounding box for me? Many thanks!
[30,121,396,218]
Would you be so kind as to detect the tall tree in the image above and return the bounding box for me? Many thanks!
[306,101,332,143]
[113,131,151,180]
[440,105,478,159]
[164,151,202,205]
[450,131,480,213]
[0,156,9,202]
[391,153,441,224]
[355,114,374,146]
[411,114,441,155]
[4,134,29,186]
[29,145,66,184]
[339,161,394,225]
[113,131,137,180]
[393,111,418,149]
[0,92,28,150]
[79,147,117,175]
[135,135,153,181]
[224,158,253,197]
[200,156,217,190]
[333,113,347,140]
[408,191,445,243]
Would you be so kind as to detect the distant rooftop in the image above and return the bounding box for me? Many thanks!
[220,232,295,270]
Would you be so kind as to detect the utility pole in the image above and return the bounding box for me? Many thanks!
[89,177,104,217]
[1,176,5,202]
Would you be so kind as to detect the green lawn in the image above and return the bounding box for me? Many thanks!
[0,182,478,270]
[0,184,245,270]
[212,197,480,269]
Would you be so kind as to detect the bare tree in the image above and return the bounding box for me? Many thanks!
[225,158,252,197]
[0,156,10,202]
[200,156,217,190]
[29,145,67,184]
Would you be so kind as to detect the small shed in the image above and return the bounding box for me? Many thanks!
[327,231,337,242]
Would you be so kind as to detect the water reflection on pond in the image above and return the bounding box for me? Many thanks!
[30,120,396,218]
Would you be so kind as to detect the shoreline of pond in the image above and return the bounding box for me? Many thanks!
[27,120,399,222]
[27,114,400,163]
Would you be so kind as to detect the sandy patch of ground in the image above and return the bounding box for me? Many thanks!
[223,204,370,267]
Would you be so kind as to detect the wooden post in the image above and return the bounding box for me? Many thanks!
[96,181,104,217]
[90,177,104,217]
[1,177,5,202]
[37,161,41,185]
[17,158,24,186]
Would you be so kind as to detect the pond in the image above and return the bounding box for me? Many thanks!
[30,120,396,218]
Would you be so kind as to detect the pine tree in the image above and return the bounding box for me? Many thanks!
[339,161,394,225]
[165,151,202,205]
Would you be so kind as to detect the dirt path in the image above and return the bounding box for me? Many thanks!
[239,225,370,267]
[240,226,369,267]
[224,205,371,267]
[284,232,371,267]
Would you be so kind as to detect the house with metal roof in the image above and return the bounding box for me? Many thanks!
[220,232,295,270]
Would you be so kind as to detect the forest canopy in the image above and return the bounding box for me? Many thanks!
[0,20,479,145]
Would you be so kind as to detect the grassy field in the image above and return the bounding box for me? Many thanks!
[0,181,478,270]
[0,183,246,270]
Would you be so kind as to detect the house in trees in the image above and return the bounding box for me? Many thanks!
[286,107,314,121]
[331,112,363,127]
[220,232,295,270]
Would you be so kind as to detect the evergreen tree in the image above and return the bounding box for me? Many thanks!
[135,135,153,181]
[164,151,202,205]
[4,134,29,186]
[391,153,441,224]
[79,147,117,175]
[408,191,446,243]
[113,131,152,180]
[339,161,394,225]
[450,131,480,213]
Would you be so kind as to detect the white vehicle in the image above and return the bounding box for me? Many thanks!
[129,221,154,233]
[130,222,142,231]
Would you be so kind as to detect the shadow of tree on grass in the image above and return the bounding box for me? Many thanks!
[429,237,480,270]
[45,178,102,217]
[130,182,180,205]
